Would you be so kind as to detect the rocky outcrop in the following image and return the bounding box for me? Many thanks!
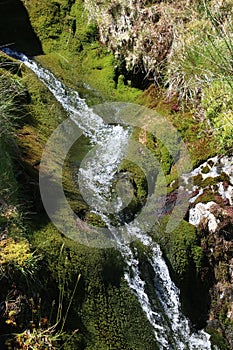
[185,156,233,348]
[84,0,175,85]
[200,203,233,348]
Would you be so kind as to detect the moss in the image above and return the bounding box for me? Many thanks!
[31,223,157,350]
[166,173,179,192]
[3,1,232,347]
[207,159,215,167]
[193,173,220,190]
[218,172,230,183]
[73,44,141,102]
[22,0,141,103]
[202,176,219,188]
[194,189,215,205]
[201,165,210,174]
[0,50,157,350]
[85,212,106,227]
[206,328,231,350]
[152,217,210,327]
[21,65,65,140]
[215,262,229,282]
[139,85,216,168]
[118,159,147,212]
[155,218,202,279]
[35,42,141,104]
[191,245,204,273]
[0,146,18,204]
[193,174,203,187]
[131,240,152,264]
[0,238,33,271]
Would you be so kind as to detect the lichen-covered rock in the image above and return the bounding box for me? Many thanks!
[189,202,221,233]
[185,156,233,348]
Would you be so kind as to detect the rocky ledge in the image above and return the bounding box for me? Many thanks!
[183,156,233,347]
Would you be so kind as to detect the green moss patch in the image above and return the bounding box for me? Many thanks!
[31,223,157,350]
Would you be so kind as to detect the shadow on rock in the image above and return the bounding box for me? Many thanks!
[0,0,43,56]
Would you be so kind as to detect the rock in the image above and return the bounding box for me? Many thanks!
[189,201,220,233]
[185,155,233,348]
[0,0,43,56]
[84,0,173,85]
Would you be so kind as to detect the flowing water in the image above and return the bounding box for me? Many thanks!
[3,48,215,349]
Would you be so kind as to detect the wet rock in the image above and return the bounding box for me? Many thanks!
[185,155,233,348]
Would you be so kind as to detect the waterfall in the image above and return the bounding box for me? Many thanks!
[2,48,214,349]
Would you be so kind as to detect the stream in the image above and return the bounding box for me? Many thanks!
[2,48,215,350]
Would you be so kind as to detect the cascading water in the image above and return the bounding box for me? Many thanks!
[3,48,215,349]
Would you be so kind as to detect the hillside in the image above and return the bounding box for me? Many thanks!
[0,0,232,349]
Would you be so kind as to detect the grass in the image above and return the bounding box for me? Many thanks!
[3,1,233,348]
[0,70,24,141]
[165,2,233,153]
[0,59,26,204]
[9,244,80,350]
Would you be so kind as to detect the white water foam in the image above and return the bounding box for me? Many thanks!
[3,48,213,349]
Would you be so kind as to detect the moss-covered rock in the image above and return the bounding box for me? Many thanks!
[30,223,158,350]
[1,1,233,348]
[0,50,157,349]
[152,217,212,328]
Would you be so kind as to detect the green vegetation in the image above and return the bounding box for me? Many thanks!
[202,80,233,151]
[21,0,142,103]
[31,224,158,350]
[207,328,231,350]
[0,53,157,349]
[165,2,233,153]
[152,218,211,326]
[38,0,233,155]
[155,218,204,280]
[0,57,67,348]
[1,0,233,348]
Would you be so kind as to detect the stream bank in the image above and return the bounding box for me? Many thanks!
[0,0,233,349]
